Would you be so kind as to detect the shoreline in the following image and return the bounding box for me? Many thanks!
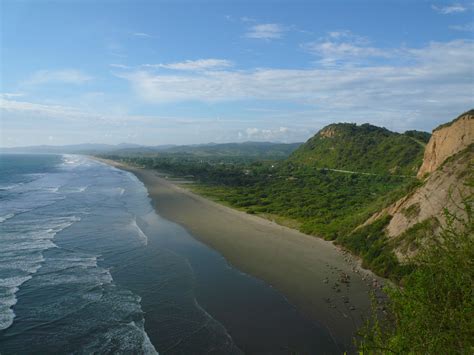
[93,157,385,351]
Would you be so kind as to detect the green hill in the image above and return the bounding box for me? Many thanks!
[110,141,302,160]
[162,141,302,158]
[289,123,426,175]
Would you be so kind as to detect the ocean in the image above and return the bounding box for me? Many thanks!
[0,154,339,354]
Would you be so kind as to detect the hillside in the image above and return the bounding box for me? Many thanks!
[289,123,427,175]
[153,142,302,158]
[354,111,473,263]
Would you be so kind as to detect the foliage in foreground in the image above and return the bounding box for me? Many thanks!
[358,195,474,354]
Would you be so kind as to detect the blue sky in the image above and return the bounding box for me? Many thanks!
[1,0,473,146]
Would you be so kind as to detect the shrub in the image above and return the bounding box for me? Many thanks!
[358,196,474,354]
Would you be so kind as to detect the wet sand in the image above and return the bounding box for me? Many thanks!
[96,158,385,352]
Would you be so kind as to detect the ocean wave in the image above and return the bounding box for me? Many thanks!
[130,217,149,246]
[0,286,18,330]
[62,155,81,166]
[0,213,15,223]
[0,183,23,191]
[0,178,69,220]
[80,319,159,355]
[60,155,96,170]
[0,155,159,353]
[132,321,159,355]
[0,215,80,330]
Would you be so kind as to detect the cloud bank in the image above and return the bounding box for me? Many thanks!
[116,40,473,127]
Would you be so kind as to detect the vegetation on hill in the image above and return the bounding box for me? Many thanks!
[111,141,302,159]
[159,142,302,158]
[404,130,431,144]
[337,215,413,280]
[359,192,473,354]
[289,123,426,175]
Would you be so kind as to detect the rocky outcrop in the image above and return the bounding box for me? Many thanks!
[417,111,474,178]
[319,126,339,138]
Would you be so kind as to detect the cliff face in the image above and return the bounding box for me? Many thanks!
[417,111,474,178]
[359,110,473,261]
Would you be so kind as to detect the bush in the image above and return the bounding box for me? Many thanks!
[358,196,474,354]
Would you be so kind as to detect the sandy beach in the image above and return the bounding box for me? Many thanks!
[96,158,384,351]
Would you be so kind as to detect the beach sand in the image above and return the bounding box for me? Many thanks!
[96,158,385,351]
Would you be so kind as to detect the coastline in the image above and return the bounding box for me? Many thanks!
[93,157,385,350]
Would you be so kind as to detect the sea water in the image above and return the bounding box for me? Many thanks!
[0,154,339,354]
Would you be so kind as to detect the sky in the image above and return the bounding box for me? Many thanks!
[1,0,473,147]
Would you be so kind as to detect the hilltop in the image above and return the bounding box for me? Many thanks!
[289,123,428,175]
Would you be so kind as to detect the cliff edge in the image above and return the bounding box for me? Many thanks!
[417,110,474,178]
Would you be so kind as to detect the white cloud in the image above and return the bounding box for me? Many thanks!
[24,69,93,86]
[450,22,474,31]
[303,31,390,66]
[110,59,233,71]
[1,98,90,120]
[239,126,307,142]
[432,3,467,14]
[245,23,285,39]
[0,93,24,98]
[133,32,153,38]
[153,59,233,71]
[116,39,474,129]
[0,98,104,121]
[0,97,154,124]
[240,16,257,23]
[0,97,225,127]
[110,63,132,69]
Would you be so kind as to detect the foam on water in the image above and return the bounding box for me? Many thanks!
[130,217,149,246]
[0,213,15,223]
[0,154,160,353]
[0,215,79,330]
[0,183,23,191]
[77,186,88,192]
[0,295,17,330]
